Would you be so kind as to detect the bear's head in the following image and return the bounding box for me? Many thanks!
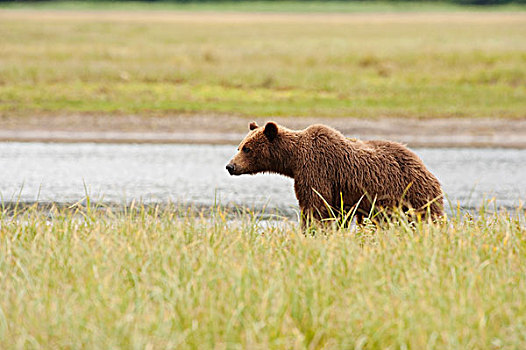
[226,121,279,176]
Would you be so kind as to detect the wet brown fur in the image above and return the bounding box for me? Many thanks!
[227,122,443,222]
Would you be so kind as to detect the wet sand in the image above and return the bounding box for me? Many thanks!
[2,10,524,24]
[1,114,525,148]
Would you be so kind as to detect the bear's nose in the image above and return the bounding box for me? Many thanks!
[226,163,235,175]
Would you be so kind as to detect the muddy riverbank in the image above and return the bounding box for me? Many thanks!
[1,114,526,148]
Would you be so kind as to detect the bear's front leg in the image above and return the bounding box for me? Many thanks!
[294,181,333,224]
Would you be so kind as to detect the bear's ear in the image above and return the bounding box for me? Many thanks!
[249,122,259,130]
[264,122,278,141]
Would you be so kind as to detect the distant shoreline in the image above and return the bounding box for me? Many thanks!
[1,114,525,148]
[2,2,524,14]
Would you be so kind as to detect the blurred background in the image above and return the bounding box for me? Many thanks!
[0,0,525,214]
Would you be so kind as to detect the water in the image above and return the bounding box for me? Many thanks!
[0,142,524,215]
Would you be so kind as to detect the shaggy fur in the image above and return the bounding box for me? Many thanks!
[226,121,443,222]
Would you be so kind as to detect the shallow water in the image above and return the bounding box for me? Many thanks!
[0,142,524,215]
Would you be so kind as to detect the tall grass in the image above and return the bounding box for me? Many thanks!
[0,203,524,348]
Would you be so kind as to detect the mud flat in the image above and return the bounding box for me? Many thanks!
[1,114,525,148]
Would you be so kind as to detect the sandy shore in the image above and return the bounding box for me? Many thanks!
[1,114,525,148]
[2,10,524,23]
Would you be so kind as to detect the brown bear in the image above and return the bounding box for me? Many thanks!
[226,121,443,223]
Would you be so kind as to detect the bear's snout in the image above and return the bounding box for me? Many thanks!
[226,163,236,175]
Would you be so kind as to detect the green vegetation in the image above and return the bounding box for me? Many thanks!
[0,204,524,348]
[0,7,525,119]
[1,1,525,12]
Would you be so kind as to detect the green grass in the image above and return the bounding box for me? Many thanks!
[0,7,525,119]
[2,1,525,13]
[0,204,524,348]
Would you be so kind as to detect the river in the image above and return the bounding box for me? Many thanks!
[0,142,524,216]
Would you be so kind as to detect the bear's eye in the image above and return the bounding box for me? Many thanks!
[242,146,251,154]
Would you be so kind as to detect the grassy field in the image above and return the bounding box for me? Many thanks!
[2,1,525,13]
[0,204,524,348]
[0,5,525,119]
